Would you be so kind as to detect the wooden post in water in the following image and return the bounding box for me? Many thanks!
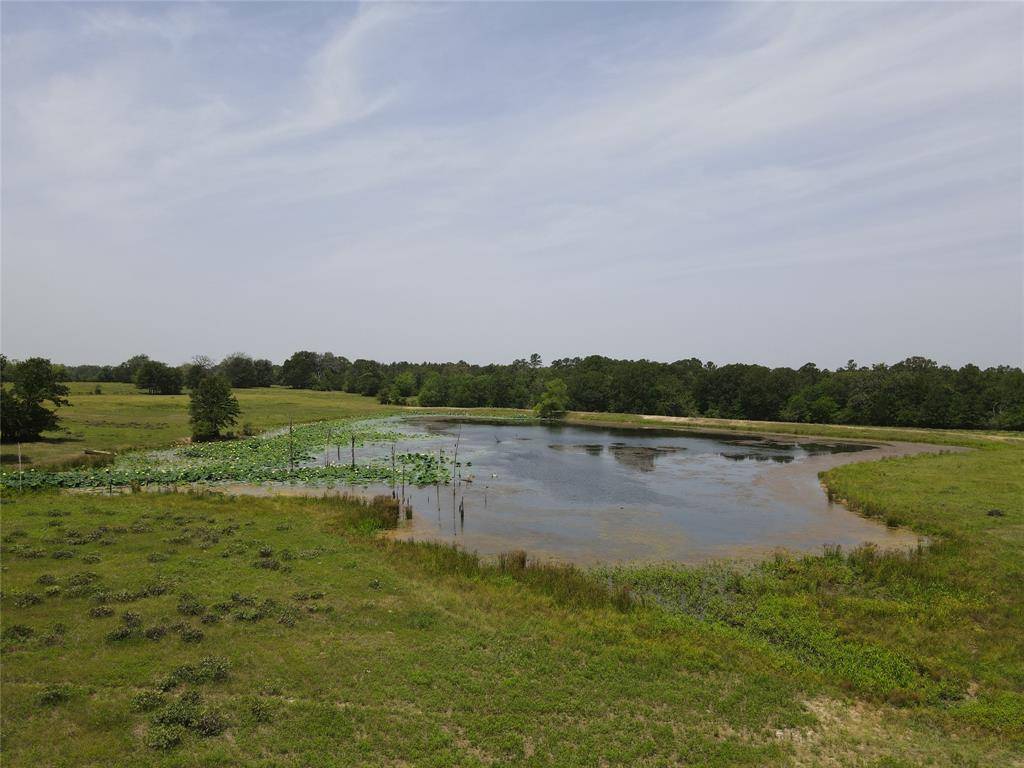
[391,444,397,499]
[288,421,294,475]
[452,427,461,486]
[350,435,355,468]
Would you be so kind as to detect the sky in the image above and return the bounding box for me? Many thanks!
[1,2,1022,369]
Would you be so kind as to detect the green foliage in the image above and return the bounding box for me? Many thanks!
[279,351,320,389]
[188,375,241,441]
[1,418,448,490]
[37,684,71,706]
[182,356,215,390]
[1,358,70,442]
[2,485,1020,765]
[534,378,569,418]
[134,360,183,395]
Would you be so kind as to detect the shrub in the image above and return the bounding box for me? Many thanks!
[51,550,75,559]
[122,611,143,627]
[44,585,62,597]
[36,574,57,586]
[147,553,169,563]
[144,626,168,641]
[89,606,114,618]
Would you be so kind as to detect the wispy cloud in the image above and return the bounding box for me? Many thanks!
[2,2,1020,367]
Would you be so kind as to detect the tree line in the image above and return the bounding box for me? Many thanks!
[34,351,1024,431]
[34,350,1024,434]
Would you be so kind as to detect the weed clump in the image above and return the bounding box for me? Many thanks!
[132,690,165,712]
[12,591,43,608]
[179,626,204,643]
[3,624,35,642]
[292,590,325,601]
[41,623,67,646]
[82,553,102,564]
[106,626,136,642]
[37,684,71,706]
[67,571,101,586]
[177,593,205,616]
[159,657,231,690]
[89,606,114,618]
[195,708,228,736]
[144,625,168,641]
[249,699,273,724]
[145,724,184,751]
[36,574,57,586]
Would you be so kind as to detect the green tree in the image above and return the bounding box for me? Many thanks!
[134,360,183,395]
[111,354,151,383]
[252,359,276,387]
[219,353,258,388]
[188,375,241,441]
[182,356,214,390]
[280,351,320,389]
[417,373,447,406]
[534,378,569,419]
[0,358,70,442]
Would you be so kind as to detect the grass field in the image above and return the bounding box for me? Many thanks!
[0,383,403,468]
[1,386,1022,765]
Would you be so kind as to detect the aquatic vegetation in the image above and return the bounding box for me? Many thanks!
[0,419,449,489]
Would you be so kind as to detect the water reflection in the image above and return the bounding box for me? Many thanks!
[608,444,685,472]
[370,418,921,563]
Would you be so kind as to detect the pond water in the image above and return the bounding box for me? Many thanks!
[370,418,924,564]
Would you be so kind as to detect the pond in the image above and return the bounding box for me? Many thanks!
[370,418,927,564]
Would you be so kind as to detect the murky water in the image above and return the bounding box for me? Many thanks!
[368,418,925,564]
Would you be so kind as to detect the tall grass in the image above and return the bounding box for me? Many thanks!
[381,539,636,611]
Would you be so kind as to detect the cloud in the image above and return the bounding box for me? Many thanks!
[1,2,1020,367]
